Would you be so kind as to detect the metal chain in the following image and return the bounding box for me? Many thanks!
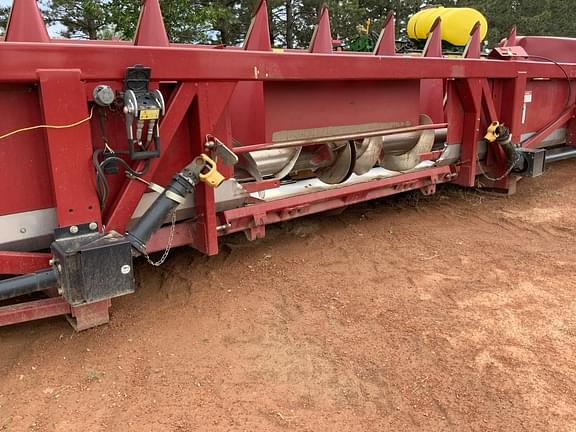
[143,208,177,267]
[478,154,521,182]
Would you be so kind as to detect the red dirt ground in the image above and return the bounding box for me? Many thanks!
[1,161,576,431]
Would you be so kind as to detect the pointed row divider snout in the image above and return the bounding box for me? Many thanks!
[4,0,50,42]
[229,0,271,158]
[421,17,444,124]
[4,0,171,45]
[422,17,442,58]
[244,0,272,51]
[463,21,482,59]
[309,4,333,53]
[134,0,169,46]
[502,26,518,47]
[374,12,396,56]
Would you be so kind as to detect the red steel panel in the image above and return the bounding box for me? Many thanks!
[481,80,498,123]
[523,78,574,136]
[0,251,51,274]
[0,84,53,215]
[38,70,101,227]
[517,36,576,63]
[500,72,527,145]
[1,43,576,83]
[454,79,482,186]
[262,81,420,142]
[522,107,575,149]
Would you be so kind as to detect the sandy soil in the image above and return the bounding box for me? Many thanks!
[1,161,576,432]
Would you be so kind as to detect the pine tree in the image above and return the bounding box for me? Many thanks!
[0,7,10,36]
[45,0,109,39]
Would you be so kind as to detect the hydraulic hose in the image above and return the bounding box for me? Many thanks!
[126,173,196,254]
[0,269,58,302]
[495,126,526,172]
[126,155,222,254]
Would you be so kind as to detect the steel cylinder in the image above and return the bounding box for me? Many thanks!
[0,269,58,302]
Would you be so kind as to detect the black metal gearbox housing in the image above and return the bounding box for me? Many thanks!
[516,147,546,177]
[51,227,135,306]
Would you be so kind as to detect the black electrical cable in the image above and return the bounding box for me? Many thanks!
[93,149,110,209]
[525,55,572,109]
[93,149,151,209]
[97,107,111,149]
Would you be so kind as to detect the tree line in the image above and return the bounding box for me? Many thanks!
[1,0,575,49]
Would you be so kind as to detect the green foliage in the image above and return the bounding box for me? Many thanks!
[106,0,140,40]
[267,0,423,49]
[327,0,423,47]
[105,0,256,45]
[45,0,109,39]
[456,0,576,46]
[269,0,318,48]
[0,7,9,36]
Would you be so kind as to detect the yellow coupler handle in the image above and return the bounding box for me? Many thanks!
[484,121,501,143]
[198,154,225,188]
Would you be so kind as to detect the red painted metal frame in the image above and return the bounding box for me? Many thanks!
[0,297,111,329]
[105,82,199,233]
[145,166,455,251]
[1,0,576,328]
[2,44,576,82]
[0,252,51,275]
[0,297,70,327]
[522,107,576,149]
[39,70,102,227]
[222,166,455,240]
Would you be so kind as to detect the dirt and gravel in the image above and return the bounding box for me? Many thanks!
[2,160,576,431]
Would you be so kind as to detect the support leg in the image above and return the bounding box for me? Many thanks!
[67,299,111,331]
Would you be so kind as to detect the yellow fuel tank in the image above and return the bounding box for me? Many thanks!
[407,7,488,47]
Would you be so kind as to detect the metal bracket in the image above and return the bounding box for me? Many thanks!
[205,135,239,166]
[420,184,436,196]
[246,212,266,241]
[490,46,529,59]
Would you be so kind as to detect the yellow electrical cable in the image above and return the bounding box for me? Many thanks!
[0,106,95,141]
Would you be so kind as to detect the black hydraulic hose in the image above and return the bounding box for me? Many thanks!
[126,173,195,254]
[0,269,58,302]
[496,126,525,172]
